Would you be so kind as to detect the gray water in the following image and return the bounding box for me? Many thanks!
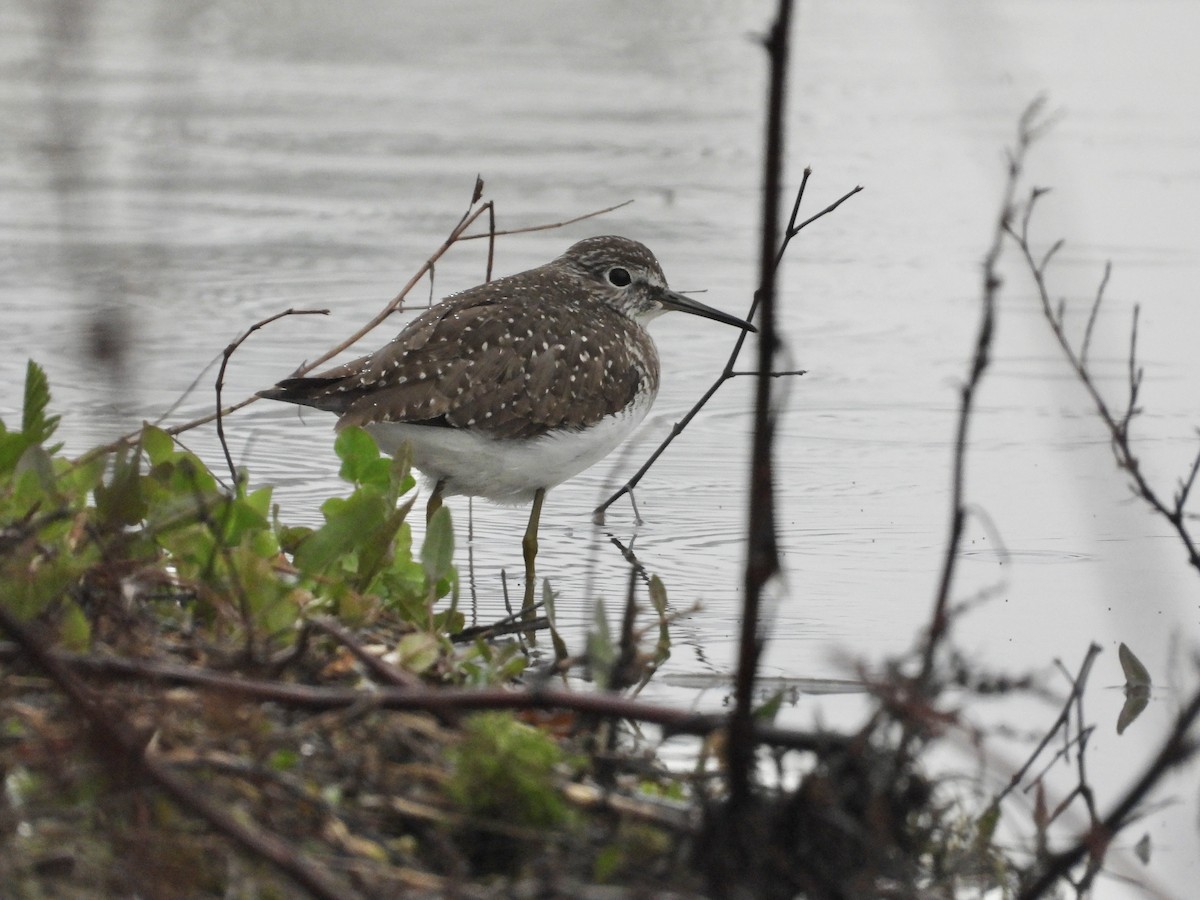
[3,1,1199,895]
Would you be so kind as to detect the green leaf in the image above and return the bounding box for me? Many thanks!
[214,495,272,548]
[588,598,615,689]
[59,601,92,651]
[141,425,176,466]
[646,574,671,672]
[269,749,299,771]
[542,579,570,663]
[1118,642,1152,689]
[355,501,413,590]
[294,490,388,577]
[1117,687,1150,735]
[21,360,60,447]
[277,524,314,554]
[244,485,274,518]
[593,844,624,883]
[389,441,416,500]
[0,431,31,475]
[447,713,572,829]
[57,454,106,499]
[335,427,380,483]
[14,443,59,499]
[753,690,784,723]
[975,803,1001,850]
[432,607,464,634]
[94,447,147,528]
[421,506,454,585]
[165,454,219,496]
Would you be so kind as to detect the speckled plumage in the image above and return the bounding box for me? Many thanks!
[259,235,753,501]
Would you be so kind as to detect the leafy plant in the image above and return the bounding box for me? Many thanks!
[0,362,463,655]
[448,711,575,830]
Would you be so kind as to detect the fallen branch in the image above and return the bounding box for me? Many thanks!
[0,605,360,900]
[0,640,848,755]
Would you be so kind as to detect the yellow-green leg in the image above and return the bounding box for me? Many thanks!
[426,479,446,523]
[521,487,545,619]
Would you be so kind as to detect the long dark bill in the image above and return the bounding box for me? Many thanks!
[659,288,757,332]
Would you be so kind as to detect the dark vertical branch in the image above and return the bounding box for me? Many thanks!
[729,0,792,811]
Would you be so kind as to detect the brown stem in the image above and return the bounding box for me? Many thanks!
[918,98,1047,686]
[728,0,792,813]
[0,642,849,755]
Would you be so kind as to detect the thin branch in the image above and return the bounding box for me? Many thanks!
[1174,431,1200,517]
[1009,194,1200,574]
[302,202,496,375]
[918,97,1048,687]
[215,308,329,487]
[306,616,424,689]
[781,183,863,259]
[1079,260,1111,371]
[79,190,632,460]
[1038,238,1065,277]
[728,369,808,378]
[591,178,857,525]
[0,643,851,755]
[993,647,1101,808]
[457,199,635,240]
[1118,304,1143,440]
[1019,680,1200,898]
[1020,185,1051,245]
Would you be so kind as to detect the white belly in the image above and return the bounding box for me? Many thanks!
[363,393,652,503]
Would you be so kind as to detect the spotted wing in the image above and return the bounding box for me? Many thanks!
[260,270,657,440]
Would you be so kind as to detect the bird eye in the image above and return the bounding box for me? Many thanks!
[607,267,632,287]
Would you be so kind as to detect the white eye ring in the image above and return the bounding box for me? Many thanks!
[607,267,632,287]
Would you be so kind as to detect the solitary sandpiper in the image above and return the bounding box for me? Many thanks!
[259,235,755,610]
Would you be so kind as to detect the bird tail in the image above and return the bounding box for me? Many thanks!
[256,376,348,413]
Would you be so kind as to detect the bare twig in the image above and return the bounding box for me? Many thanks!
[215,308,329,487]
[78,189,631,461]
[457,199,634,241]
[918,98,1049,687]
[306,615,424,689]
[1175,431,1200,515]
[778,180,864,265]
[1019,680,1200,898]
[591,177,858,524]
[1079,260,1111,370]
[449,615,551,644]
[728,368,808,378]
[1007,194,1200,574]
[991,654,1103,820]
